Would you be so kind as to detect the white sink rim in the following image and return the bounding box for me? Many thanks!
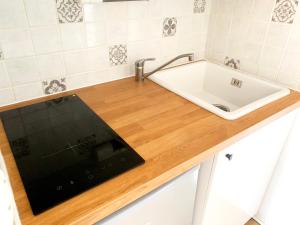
[148,61,290,120]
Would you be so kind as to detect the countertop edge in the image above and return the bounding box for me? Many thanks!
[70,100,300,225]
[0,77,299,225]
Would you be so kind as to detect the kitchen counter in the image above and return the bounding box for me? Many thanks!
[0,77,300,225]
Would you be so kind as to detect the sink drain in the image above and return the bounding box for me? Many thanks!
[213,104,231,112]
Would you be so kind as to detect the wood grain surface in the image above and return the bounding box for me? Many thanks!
[245,219,260,225]
[0,77,299,225]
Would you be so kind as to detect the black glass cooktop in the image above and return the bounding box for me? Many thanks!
[0,95,144,215]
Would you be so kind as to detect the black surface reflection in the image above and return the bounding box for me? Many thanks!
[0,95,144,215]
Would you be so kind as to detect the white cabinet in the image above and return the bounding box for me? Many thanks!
[256,109,300,225]
[97,166,200,225]
[0,152,21,225]
[193,111,297,225]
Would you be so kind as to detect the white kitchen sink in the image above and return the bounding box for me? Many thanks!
[148,61,290,120]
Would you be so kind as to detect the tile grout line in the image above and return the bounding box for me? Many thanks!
[57,2,71,94]
[274,2,299,84]
[0,72,134,108]
[255,1,278,79]
[20,0,44,96]
[274,25,293,82]
[2,0,35,101]
[203,0,213,57]
[0,0,210,106]
[1,61,16,102]
[224,0,236,58]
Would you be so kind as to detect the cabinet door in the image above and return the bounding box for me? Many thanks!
[196,111,296,225]
[97,166,200,225]
[257,109,300,225]
[0,152,21,225]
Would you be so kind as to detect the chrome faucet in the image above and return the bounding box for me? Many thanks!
[135,53,195,82]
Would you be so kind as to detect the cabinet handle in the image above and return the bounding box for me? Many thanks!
[225,154,233,161]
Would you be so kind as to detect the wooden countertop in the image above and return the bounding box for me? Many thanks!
[1,77,300,225]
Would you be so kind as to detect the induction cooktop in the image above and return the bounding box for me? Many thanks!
[0,95,144,215]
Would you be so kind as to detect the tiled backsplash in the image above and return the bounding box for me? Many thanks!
[0,0,210,106]
[206,0,300,90]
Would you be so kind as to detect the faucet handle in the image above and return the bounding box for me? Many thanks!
[135,58,156,67]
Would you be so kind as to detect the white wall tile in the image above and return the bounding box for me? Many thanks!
[193,15,207,32]
[64,47,109,75]
[108,65,131,80]
[36,53,66,79]
[286,26,300,52]
[147,18,164,39]
[106,20,128,44]
[251,0,275,22]
[208,0,300,90]
[160,37,179,60]
[162,0,184,17]
[31,26,62,54]
[0,0,212,106]
[227,40,245,60]
[214,0,237,16]
[128,20,149,42]
[127,40,163,71]
[84,3,105,23]
[128,1,149,19]
[0,88,15,106]
[233,0,254,18]
[64,50,86,75]
[257,66,278,81]
[24,0,58,26]
[247,21,268,43]
[0,0,27,29]
[85,22,107,47]
[104,2,128,22]
[239,60,258,75]
[265,24,291,48]
[177,16,194,37]
[85,70,112,85]
[148,0,163,17]
[178,32,206,55]
[13,82,43,101]
[0,62,10,88]
[67,73,90,90]
[229,16,251,42]
[0,29,34,58]
[277,70,299,89]
[242,42,263,63]
[210,15,231,55]
[5,57,40,85]
[259,46,284,68]
[68,66,131,90]
[179,0,195,16]
[60,24,87,50]
[279,51,300,75]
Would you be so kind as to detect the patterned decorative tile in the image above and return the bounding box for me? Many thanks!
[163,18,177,37]
[194,0,206,13]
[0,47,3,60]
[272,0,299,24]
[224,57,240,69]
[42,78,67,95]
[11,137,30,159]
[109,44,127,66]
[56,0,83,23]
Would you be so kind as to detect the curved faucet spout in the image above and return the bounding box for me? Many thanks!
[135,53,194,82]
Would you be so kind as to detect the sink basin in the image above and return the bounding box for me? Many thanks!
[148,61,290,120]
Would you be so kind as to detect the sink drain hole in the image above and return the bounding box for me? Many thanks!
[213,104,231,112]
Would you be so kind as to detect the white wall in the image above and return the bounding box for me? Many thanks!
[0,0,211,106]
[256,109,300,225]
[206,0,300,90]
